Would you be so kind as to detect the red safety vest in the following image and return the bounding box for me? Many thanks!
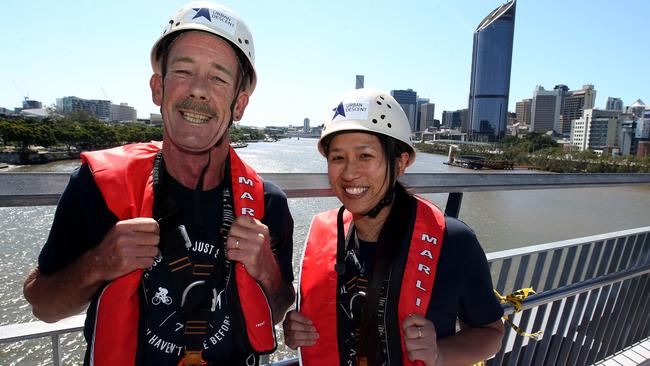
[81,142,275,365]
[299,196,445,366]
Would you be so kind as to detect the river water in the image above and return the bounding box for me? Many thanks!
[2,138,649,365]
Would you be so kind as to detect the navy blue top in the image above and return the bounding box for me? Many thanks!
[356,216,503,339]
[38,163,294,365]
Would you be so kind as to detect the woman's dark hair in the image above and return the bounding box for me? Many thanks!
[324,131,413,363]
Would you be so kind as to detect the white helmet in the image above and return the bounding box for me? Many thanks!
[318,88,415,165]
[150,1,257,93]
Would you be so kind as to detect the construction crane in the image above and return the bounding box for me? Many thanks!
[12,80,29,103]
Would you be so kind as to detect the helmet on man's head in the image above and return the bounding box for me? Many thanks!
[318,88,416,165]
[150,1,257,94]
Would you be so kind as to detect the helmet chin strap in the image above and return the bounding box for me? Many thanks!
[362,186,395,218]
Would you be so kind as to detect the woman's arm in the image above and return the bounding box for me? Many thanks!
[402,314,504,366]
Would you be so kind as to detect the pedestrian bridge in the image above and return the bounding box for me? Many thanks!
[1,172,649,365]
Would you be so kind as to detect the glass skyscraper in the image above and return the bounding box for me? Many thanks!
[468,0,516,141]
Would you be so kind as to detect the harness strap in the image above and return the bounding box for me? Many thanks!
[153,152,232,363]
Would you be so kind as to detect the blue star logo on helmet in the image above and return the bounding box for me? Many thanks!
[192,8,212,22]
[332,102,346,120]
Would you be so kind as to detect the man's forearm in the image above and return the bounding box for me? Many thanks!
[257,260,295,324]
[23,252,104,323]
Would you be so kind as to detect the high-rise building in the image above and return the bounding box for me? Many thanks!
[530,86,561,133]
[355,75,364,89]
[570,109,620,151]
[110,103,137,123]
[419,103,435,131]
[303,117,310,133]
[606,97,623,112]
[636,110,650,139]
[467,0,516,141]
[442,109,467,130]
[619,120,638,156]
[56,96,111,121]
[416,98,430,131]
[515,98,532,125]
[626,99,647,119]
[390,89,418,132]
[559,84,596,135]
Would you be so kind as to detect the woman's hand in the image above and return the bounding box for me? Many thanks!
[283,310,319,349]
[402,313,441,366]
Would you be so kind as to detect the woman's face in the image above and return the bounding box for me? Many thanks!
[326,132,393,215]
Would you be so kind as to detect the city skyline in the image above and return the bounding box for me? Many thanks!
[1,0,648,127]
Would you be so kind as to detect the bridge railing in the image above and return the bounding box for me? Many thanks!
[1,172,649,366]
[486,226,650,366]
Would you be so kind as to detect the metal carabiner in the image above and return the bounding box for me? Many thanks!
[180,280,206,307]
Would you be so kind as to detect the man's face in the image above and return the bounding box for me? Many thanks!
[150,31,249,153]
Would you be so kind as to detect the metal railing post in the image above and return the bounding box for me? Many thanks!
[52,333,62,366]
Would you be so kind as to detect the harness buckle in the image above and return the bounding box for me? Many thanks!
[177,350,207,366]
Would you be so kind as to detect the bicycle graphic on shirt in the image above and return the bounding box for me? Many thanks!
[152,287,173,305]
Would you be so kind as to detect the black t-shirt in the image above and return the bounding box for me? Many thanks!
[38,163,294,364]
[354,217,502,336]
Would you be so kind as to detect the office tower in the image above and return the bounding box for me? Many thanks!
[559,84,596,135]
[570,109,620,151]
[56,96,111,121]
[627,99,646,119]
[416,98,430,131]
[515,98,532,126]
[530,86,561,133]
[110,103,137,123]
[619,120,638,156]
[606,97,623,112]
[303,117,310,133]
[355,75,364,89]
[442,111,453,128]
[390,89,418,132]
[442,109,467,130]
[419,103,436,131]
[460,108,470,132]
[636,110,650,139]
[467,0,516,141]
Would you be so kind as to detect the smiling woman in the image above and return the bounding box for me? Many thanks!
[284,88,505,366]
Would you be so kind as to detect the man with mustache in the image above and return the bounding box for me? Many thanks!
[23,2,295,365]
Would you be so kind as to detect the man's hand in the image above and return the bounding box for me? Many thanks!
[24,217,160,323]
[283,310,319,349]
[225,215,295,323]
[225,216,276,284]
[89,217,160,282]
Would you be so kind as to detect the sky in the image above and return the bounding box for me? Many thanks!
[1,0,649,128]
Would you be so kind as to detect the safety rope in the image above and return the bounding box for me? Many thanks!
[471,288,542,366]
[494,288,543,340]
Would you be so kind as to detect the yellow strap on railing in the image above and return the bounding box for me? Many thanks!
[494,288,543,340]
[472,288,543,366]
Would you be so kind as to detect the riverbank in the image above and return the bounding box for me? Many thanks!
[0,150,80,166]
[415,142,650,173]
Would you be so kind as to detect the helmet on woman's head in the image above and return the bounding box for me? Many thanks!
[150,1,257,94]
[318,88,415,165]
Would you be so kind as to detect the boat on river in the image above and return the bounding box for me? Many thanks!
[230,141,249,149]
